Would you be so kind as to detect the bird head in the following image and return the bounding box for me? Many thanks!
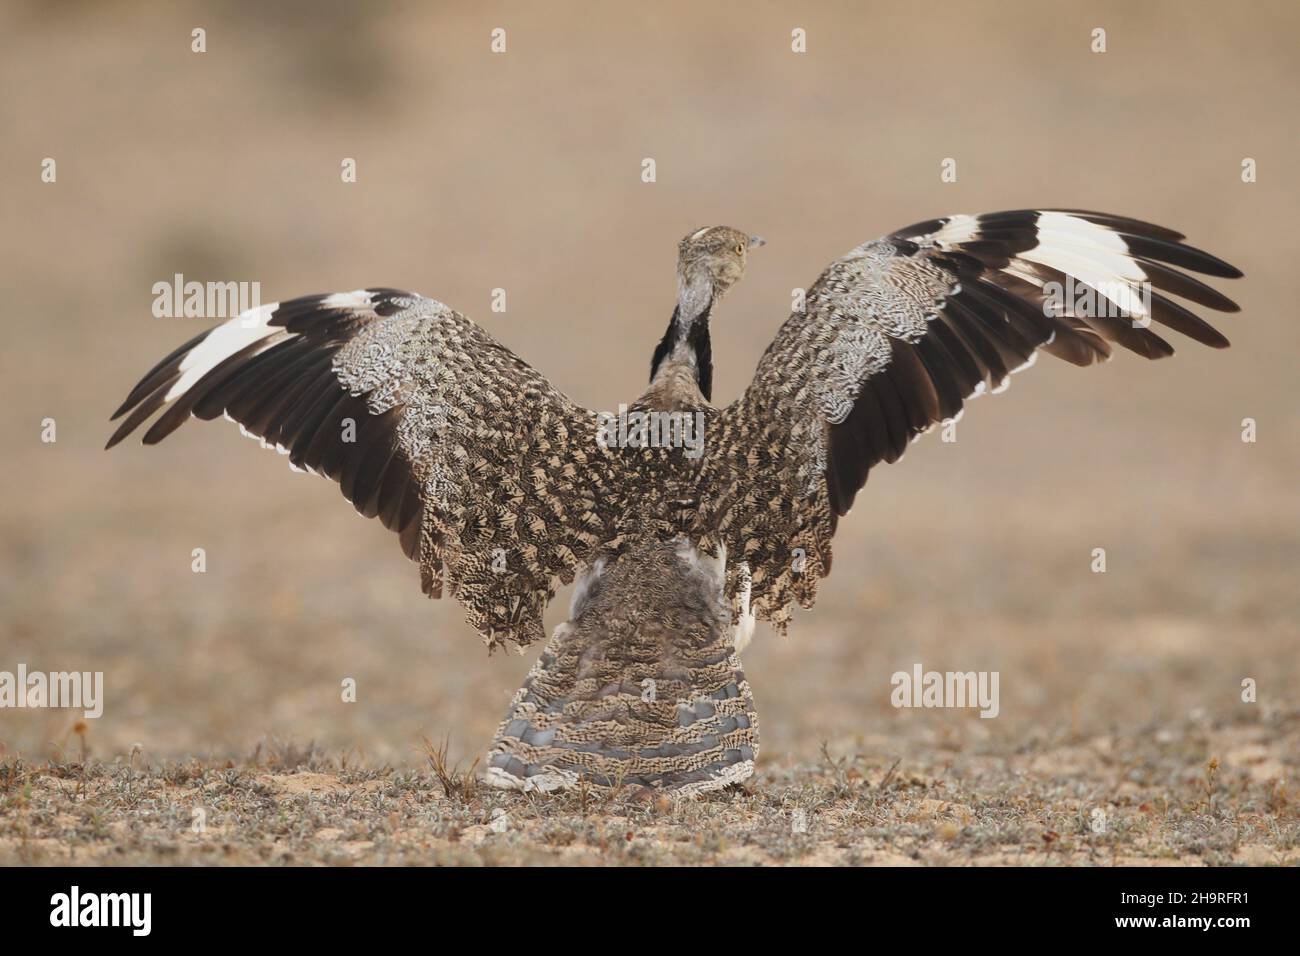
[676,226,765,319]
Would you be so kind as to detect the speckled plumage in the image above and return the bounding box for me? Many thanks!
[109,212,1240,795]
[485,539,757,795]
[698,212,1241,637]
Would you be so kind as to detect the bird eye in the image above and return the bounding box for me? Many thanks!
[734,243,745,255]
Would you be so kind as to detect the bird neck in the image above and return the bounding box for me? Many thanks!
[648,300,713,406]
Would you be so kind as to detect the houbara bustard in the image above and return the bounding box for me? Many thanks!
[109,210,1241,796]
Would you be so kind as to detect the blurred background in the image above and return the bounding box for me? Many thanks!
[1,0,1295,772]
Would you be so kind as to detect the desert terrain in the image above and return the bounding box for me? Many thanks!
[1,1,1295,864]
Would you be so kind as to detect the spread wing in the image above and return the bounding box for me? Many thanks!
[701,209,1242,633]
[108,289,618,650]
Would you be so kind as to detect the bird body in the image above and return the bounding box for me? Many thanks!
[109,210,1240,795]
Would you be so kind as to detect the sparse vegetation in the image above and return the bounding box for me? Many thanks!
[421,735,479,804]
[3,710,1295,866]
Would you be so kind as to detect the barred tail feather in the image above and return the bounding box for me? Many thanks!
[485,539,758,797]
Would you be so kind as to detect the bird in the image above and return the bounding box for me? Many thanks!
[108,210,1241,795]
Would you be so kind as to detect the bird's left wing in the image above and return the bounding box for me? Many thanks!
[699,209,1242,634]
[108,289,618,650]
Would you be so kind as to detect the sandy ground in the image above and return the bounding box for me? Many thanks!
[0,2,1296,865]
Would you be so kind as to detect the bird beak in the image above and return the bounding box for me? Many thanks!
[748,235,766,249]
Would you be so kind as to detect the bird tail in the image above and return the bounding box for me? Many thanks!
[484,539,758,797]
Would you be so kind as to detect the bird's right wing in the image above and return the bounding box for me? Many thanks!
[700,209,1242,634]
[108,289,618,650]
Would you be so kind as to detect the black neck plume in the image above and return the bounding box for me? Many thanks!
[649,303,713,401]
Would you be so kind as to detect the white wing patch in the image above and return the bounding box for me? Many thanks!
[930,211,1153,322]
[321,289,375,311]
[926,213,980,246]
[164,302,283,402]
[1019,213,1151,319]
[1030,212,1147,282]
